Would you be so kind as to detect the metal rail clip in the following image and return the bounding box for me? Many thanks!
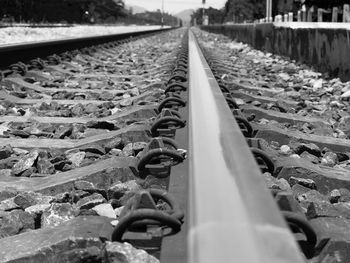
[112,189,184,252]
[136,137,185,178]
[151,108,186,137]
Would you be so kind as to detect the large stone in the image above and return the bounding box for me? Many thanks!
[104,137,123,152]
[74,180,97,192]
[14,192,53,209]
[291,184,312,198]
[329,189,342,203]
[12,149,39,176]
[0,210,35,238]
[36,152,55,174]
[102,242,159,263]
[74,180,106,198]
[0,187,18,202]
[0,216,114,262]
[122,143,134,157]
[54,125,73,139]
[306,201,350,219]
[299,151,319,164]
[71,190,90,203]
[85,104,99,114]
[276,157,350,194]
[0,198,19,211]
[321,152,338,167]
[261,172,291,191]
[338,188,350,202]
[129,87,140,97]
[107,180,140,200]
[41,203,76,228]
[0,156,19,170]
[25,203,51,216]
[76,193,106,210]
[119,98,133,107]
[51,192,71,204]
[296,189,329,204]
[60,246,102,263]
[280,145,291,155]
[311,217,350,262]
[92,204,116,219]
[278,72,290,81]
[21,167,37,177]
[71,104,84,116]
[341,90,350,99]
[132,142,147,153]
[291,142,321,157]
[67,151,86,168]
[100,91,115,101]
[0,145,13,160]
[274,191,305,214]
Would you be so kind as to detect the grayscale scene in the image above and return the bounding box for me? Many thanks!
[0,0,349,262]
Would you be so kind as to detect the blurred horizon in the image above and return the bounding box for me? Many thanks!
[124,0,226,14]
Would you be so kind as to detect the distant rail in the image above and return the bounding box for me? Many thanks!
[0,23,73,28]
[0,27,173,69]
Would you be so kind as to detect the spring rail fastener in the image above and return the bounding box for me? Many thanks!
[157,97,186,113]
[135,137,184,178]
[150,116,186,137]
[164,83,187,94]
[250,147,275,174]
[235,116,254,138]
[283,211,317,251]
[112,189,184,242]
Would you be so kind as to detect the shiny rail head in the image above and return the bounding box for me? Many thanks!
[187,28,305,263]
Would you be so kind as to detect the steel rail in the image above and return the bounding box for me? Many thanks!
[0,27,173,69]
[187,29,305,263]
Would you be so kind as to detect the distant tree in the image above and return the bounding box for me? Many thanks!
[0,0,127,23]
[129,11,178,26]
[223,0,265,23]
[190,7,224,25]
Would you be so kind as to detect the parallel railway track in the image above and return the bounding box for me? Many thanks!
[0,26,346,262]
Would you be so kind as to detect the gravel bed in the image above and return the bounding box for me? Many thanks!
[0,28,186,262]
[0,31,181,175]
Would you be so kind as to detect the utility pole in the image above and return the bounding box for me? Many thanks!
[161,0,164,27]
[202,0,209,25]
[266,0,272,22]
[202,0,205,25]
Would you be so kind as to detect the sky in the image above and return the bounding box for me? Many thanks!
[123,0,227,14]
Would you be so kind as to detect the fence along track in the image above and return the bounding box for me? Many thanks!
[187,29,304,263]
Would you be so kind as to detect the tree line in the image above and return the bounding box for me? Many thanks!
[191,0,267,24]
[0,0,179,26]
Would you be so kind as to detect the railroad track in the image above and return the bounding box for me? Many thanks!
[0,26,346,263]
[194,29,350,262]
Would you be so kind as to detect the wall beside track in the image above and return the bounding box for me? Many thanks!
[201,23,350,81]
